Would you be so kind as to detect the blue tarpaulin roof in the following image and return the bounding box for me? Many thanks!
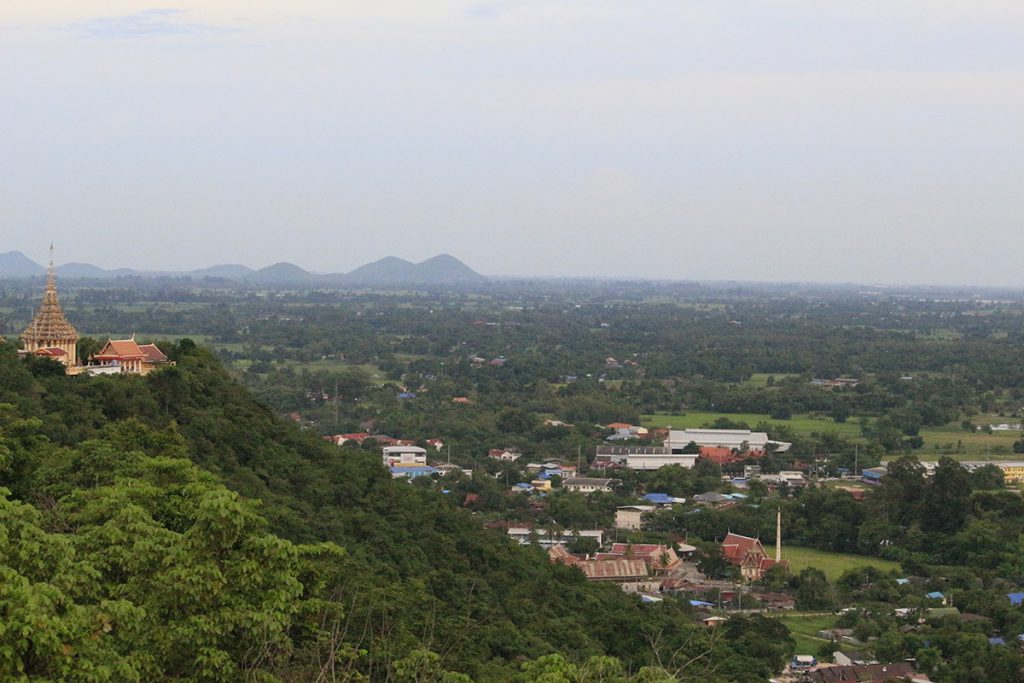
[644,493,675,504]
[689,600,714,607]
[926,591,944,599]
[1008,593,1024,606]
[989,637,1006,646]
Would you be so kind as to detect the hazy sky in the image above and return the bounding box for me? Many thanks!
[2,2,1022,284]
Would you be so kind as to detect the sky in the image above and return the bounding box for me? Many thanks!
[1,1,1022,285]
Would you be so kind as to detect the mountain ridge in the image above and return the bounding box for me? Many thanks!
[0,252,485,285]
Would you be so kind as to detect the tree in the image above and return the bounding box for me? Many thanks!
[970,464,1004,490]
[794,568,834,610]
[921,458,972,534]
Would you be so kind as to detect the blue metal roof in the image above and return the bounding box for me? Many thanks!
[926,591,944,599]
[644,493,675,504]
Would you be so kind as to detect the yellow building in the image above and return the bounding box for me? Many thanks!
[999,463,1024,484]
[21,248,78,366]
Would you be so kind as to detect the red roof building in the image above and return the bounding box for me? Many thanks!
[721,532,788,581]
[90,338,171,375]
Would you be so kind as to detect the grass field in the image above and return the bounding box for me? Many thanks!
[783,546,900,581]
[777,614,837,656]
[641,412,864,438]
[915,425,1023,459]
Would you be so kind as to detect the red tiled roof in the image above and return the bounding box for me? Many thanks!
[721,533,765,564]
[35,347,67,356]
[607,422,634,429]
[137,343,167,362]
[95,338,145,359]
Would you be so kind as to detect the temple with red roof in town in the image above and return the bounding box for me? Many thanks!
[721,509,789,581]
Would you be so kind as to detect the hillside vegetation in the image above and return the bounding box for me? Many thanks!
[0,342,789,682]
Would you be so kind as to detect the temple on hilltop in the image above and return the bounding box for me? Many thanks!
[89,337,171,376]
[20,246,172,376]
[21,246,79,366]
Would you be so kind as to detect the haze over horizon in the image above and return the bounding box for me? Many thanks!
[3,2,1022,286]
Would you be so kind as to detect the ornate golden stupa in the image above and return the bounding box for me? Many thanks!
[21,245,78,366]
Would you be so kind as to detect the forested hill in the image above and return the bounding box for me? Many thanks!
[0,341,792,682]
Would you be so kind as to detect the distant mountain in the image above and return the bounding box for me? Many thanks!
[0,251,46,278]
[248,262,314,284]
[344,254,484,285]
[0,252,485,286]
[190,264,255,279]
[343,256,416,284]
[412,253,486,283]
[56,262,135,279]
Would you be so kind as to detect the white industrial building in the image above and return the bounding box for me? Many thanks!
[666,429,791,453]
[381,445,427,467]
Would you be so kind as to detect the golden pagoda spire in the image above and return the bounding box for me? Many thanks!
[21,244,79,366]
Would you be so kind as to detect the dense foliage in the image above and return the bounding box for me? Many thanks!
[0,343,788,681]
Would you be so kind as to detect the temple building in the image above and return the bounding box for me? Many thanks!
[21,248,79,367]
[19,246,171,376]
[89,337,171,376]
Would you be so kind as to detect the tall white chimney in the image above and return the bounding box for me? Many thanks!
[775,507,782,563]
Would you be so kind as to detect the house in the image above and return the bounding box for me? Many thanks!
[488,447,523,462]
[753,592,796,610]
[643,492,682,506]
[382,445,427,467]
[862,466,887,485]
[721,532,787,581]
[507,527,603,547]
[692,492,733,506]
[604,423,649,437]
[563,477,615,493]
[328,432,371,446]
[791,655,817,671]
[607,543,681,573]
[548,545,652,588]
[702,616,727,628]
[832,651,872,666]
[452,396,473,404]
[390,465,437,480]
[806,663,929,682]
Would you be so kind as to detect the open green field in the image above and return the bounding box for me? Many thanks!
[783,546,900,581]
[641,412,864,438]
[915,424,1022,459]
[777,614,837,656]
